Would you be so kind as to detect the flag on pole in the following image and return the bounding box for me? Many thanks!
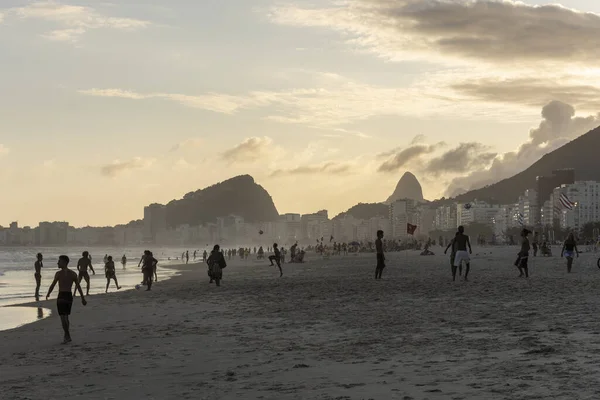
[517,213,525,226]
[559,193,575,210]
[407,223,417,235]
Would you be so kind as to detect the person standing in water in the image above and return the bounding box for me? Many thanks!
[104,256,122,293]
[268,243,283,277]
[375,230,385,279]
[516,229,531,278]
[185,251,189,264]
[34,253,43,301]
[46,255,87,344]
[121,254,127,269]
[453,226,473,281]
[74,251,95,297]
[444,232,462,281]
[561,233,579,273]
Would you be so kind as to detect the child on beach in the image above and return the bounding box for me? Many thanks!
[46,255,87,344]
[375,230,385,280]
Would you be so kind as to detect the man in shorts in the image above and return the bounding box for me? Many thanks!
[75,251,95,296]
[46,255,87,344]
[34,253,43,301]
[453,226,472,281]
[375,230,386,279]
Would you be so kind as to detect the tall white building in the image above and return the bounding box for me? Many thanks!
[457,200,501,228]
[390,199,416,238]
[434,204,457,231]
[554,181,600,231]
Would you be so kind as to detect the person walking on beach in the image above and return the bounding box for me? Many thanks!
[121,254,127,269]
[153,255,158,282]
[375,230,385,279]
[193,250,197,261]
[104,256,122,293]
[453,226,472,281]
[203,250,208,263]
[532,232,539,257]
[74,251,95,297]
[141,250,157,291]
[268,243,283,277]
[515,229,531,278]
[444,232,462,281]
[34,253,44,301]
[207,245,227,286]
[561,233,579,273]
[185,251,189,264]
[46,255,87,344]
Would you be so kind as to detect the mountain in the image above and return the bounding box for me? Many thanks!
[164,175,279,227]
[437,125,600,206]
[386,172,425,203]
[333,203,389,220]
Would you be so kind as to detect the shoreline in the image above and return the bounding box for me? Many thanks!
[0,262,192,332]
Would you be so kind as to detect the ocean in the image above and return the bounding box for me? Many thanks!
[0,245,207,331]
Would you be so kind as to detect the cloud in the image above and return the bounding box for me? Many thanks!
[452,77,600,112]
[172,159,197,171]
[222,137,273,164]
[271,161,354,177]
[446,101,600,196]
[268,0,600,66]
[12,1,150,42]
[170,138,203,152]
[378,142,445,173]
[101,157,154,177]
[426,143,497,177]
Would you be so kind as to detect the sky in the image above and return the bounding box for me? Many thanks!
[1,0,600,227]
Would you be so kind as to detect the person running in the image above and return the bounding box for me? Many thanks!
[207,245,227,286]
[268,243,283,277]
[561,233,579,273]
[121,254,127,269]
[104,256,122,293]
[515,229,531,278]
[453,226,472,281]
[34,253,43,301]
[46,255,87,344]
[74,251,95,297]
[375,230,385,279]
[444,232,462,281]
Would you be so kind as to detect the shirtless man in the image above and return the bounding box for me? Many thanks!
[453,226,472,281]
[34,253,43,301]
[375,230,385,279]
[104,256,122,293]
[268,243,283,277]
[74,251,95,297]
[46,255,87,344]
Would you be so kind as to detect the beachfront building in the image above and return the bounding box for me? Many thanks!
[390,199,416,239]
[492,205,520,242]
[433,204,457,232]
[553,181,600,231]
[143,203,167,243]
[519,189,539,226]
[414,206,435,237]
[457,200,501,229]
[38,221,69,245]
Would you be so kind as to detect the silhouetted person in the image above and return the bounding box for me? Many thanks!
[193,250,197,261]
[268,243,283,277]
[46,255,87,344]
[375,230,385,279]
[185,251,189,264]
[561,233,579,273]
[34,253,43,301]
[121,254,127,269]
[444,232,462,281]
[453,226,472,281]
[532,232,539,257]
[104,256,122,293]
[207,245,227,286]
[141,250,157,291]
[516,229,531,278]
[203,250,208,263]
[75,251,95,297]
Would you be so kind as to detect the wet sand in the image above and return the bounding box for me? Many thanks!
[2,248,600,399]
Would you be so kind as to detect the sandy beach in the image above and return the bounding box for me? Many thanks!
[2,247,600,400]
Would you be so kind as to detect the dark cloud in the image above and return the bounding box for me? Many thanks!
[222,137,272,164]
[446,101,600,196]
[378,142,445,173]
[425,143,497,176]
[362,0,600,64]
[101,157,152,177]
[271,162,353,177]
[452,78,600,111]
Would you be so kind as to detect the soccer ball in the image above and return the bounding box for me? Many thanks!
[135,284,141,290]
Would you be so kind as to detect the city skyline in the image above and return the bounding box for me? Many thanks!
[2,0,600,227]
